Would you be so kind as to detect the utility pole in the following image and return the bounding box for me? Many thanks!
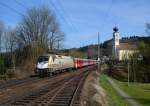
[57,40,60,50]
[128,61,130,86]
[98,32,100,72]
[12,53,16,72]
[133,58,136,83]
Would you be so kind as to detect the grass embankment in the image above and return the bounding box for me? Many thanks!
[114,79,150,106]
[81,71,107,106]
[100,74,130,106]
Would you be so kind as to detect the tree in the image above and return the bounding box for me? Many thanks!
[0,21,5,53]
[0,27,18,69]
[49,24,65,50]
[16,6,64,49]
[69,50,86,58]
[136,42,150,82]
[0,21,6,75]
[146,23,150,35]
[0,6,65,79]
[5,28,17,52]
[15,6,64,61]
[139,42,150,64]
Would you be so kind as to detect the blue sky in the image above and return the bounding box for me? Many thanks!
[0,0,150,48]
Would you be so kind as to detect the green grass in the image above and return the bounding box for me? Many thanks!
[113,79,150,106]
[100,74,130,106]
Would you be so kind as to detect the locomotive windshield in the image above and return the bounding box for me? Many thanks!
[38,56,49,62]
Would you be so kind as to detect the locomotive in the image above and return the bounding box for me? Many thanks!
[35,54,96,77]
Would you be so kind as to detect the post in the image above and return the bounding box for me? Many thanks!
[133,58,136,83]
[98,32,100,72]
[128,61,130,86]
[87,45,89,59]
[11,53,16,72]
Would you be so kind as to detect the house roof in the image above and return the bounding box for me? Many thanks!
[116,43,138,50]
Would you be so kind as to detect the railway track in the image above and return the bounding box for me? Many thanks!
[0,77,39,90]
[0,66,95,106]
[0,70,75,90]
[0,66,93,106]
[47,71,88,106]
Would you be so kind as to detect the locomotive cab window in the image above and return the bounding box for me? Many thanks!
[38,56,49,62]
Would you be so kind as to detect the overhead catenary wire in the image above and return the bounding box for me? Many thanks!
[47,0,78,33]
[14,0,43,9]
[57,0,79,33]
[0,1,24,16]
[100,0,114,31]
[14,0,27,9]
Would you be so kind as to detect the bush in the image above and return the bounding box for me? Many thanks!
[0,74,7,80]
[6,71,15,79]
[0,57,7,75]
[0,56,15,80]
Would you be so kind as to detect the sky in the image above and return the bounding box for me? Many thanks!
[0,0,150,48]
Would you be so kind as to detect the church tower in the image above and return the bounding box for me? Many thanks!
[113,27,119,46]
[112,27,120,59]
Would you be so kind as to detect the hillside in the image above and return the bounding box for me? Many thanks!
[61,36,150,59]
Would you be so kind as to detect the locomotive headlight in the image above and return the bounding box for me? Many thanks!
[37,62,48,69]
[42,63,48,68]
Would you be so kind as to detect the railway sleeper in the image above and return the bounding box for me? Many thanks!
[51,100,70,103]
[53,97,72,102]
[49,103,69,106]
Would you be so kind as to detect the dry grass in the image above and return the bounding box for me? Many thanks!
[14,63,35,79]
[81,71,108,106]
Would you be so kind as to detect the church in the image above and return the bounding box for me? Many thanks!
[112,27,139,61]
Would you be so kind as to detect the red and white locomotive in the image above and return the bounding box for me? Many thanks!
[35,54,96,77]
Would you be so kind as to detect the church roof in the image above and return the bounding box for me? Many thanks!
[116,43,138,50]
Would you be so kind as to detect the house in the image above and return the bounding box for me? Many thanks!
[112,27,139,61]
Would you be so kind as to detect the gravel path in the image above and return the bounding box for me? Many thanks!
[107,77,141,106]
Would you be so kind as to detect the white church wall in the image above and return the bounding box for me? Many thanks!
[118,50,139,61]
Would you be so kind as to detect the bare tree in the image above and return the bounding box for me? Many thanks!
[0,6,65,69]
[0,21,5,53]
[16,6,64,51]
[4,27,18,68]
[49,22,65,50]
[146,23,150,35]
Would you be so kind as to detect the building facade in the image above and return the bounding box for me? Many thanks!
[112,27,139,61]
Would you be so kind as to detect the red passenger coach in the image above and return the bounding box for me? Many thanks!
[74,58,95,69]
[88,59,94,65]
[74,58,83,69]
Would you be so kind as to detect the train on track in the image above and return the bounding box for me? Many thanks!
[34,54,97,77]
